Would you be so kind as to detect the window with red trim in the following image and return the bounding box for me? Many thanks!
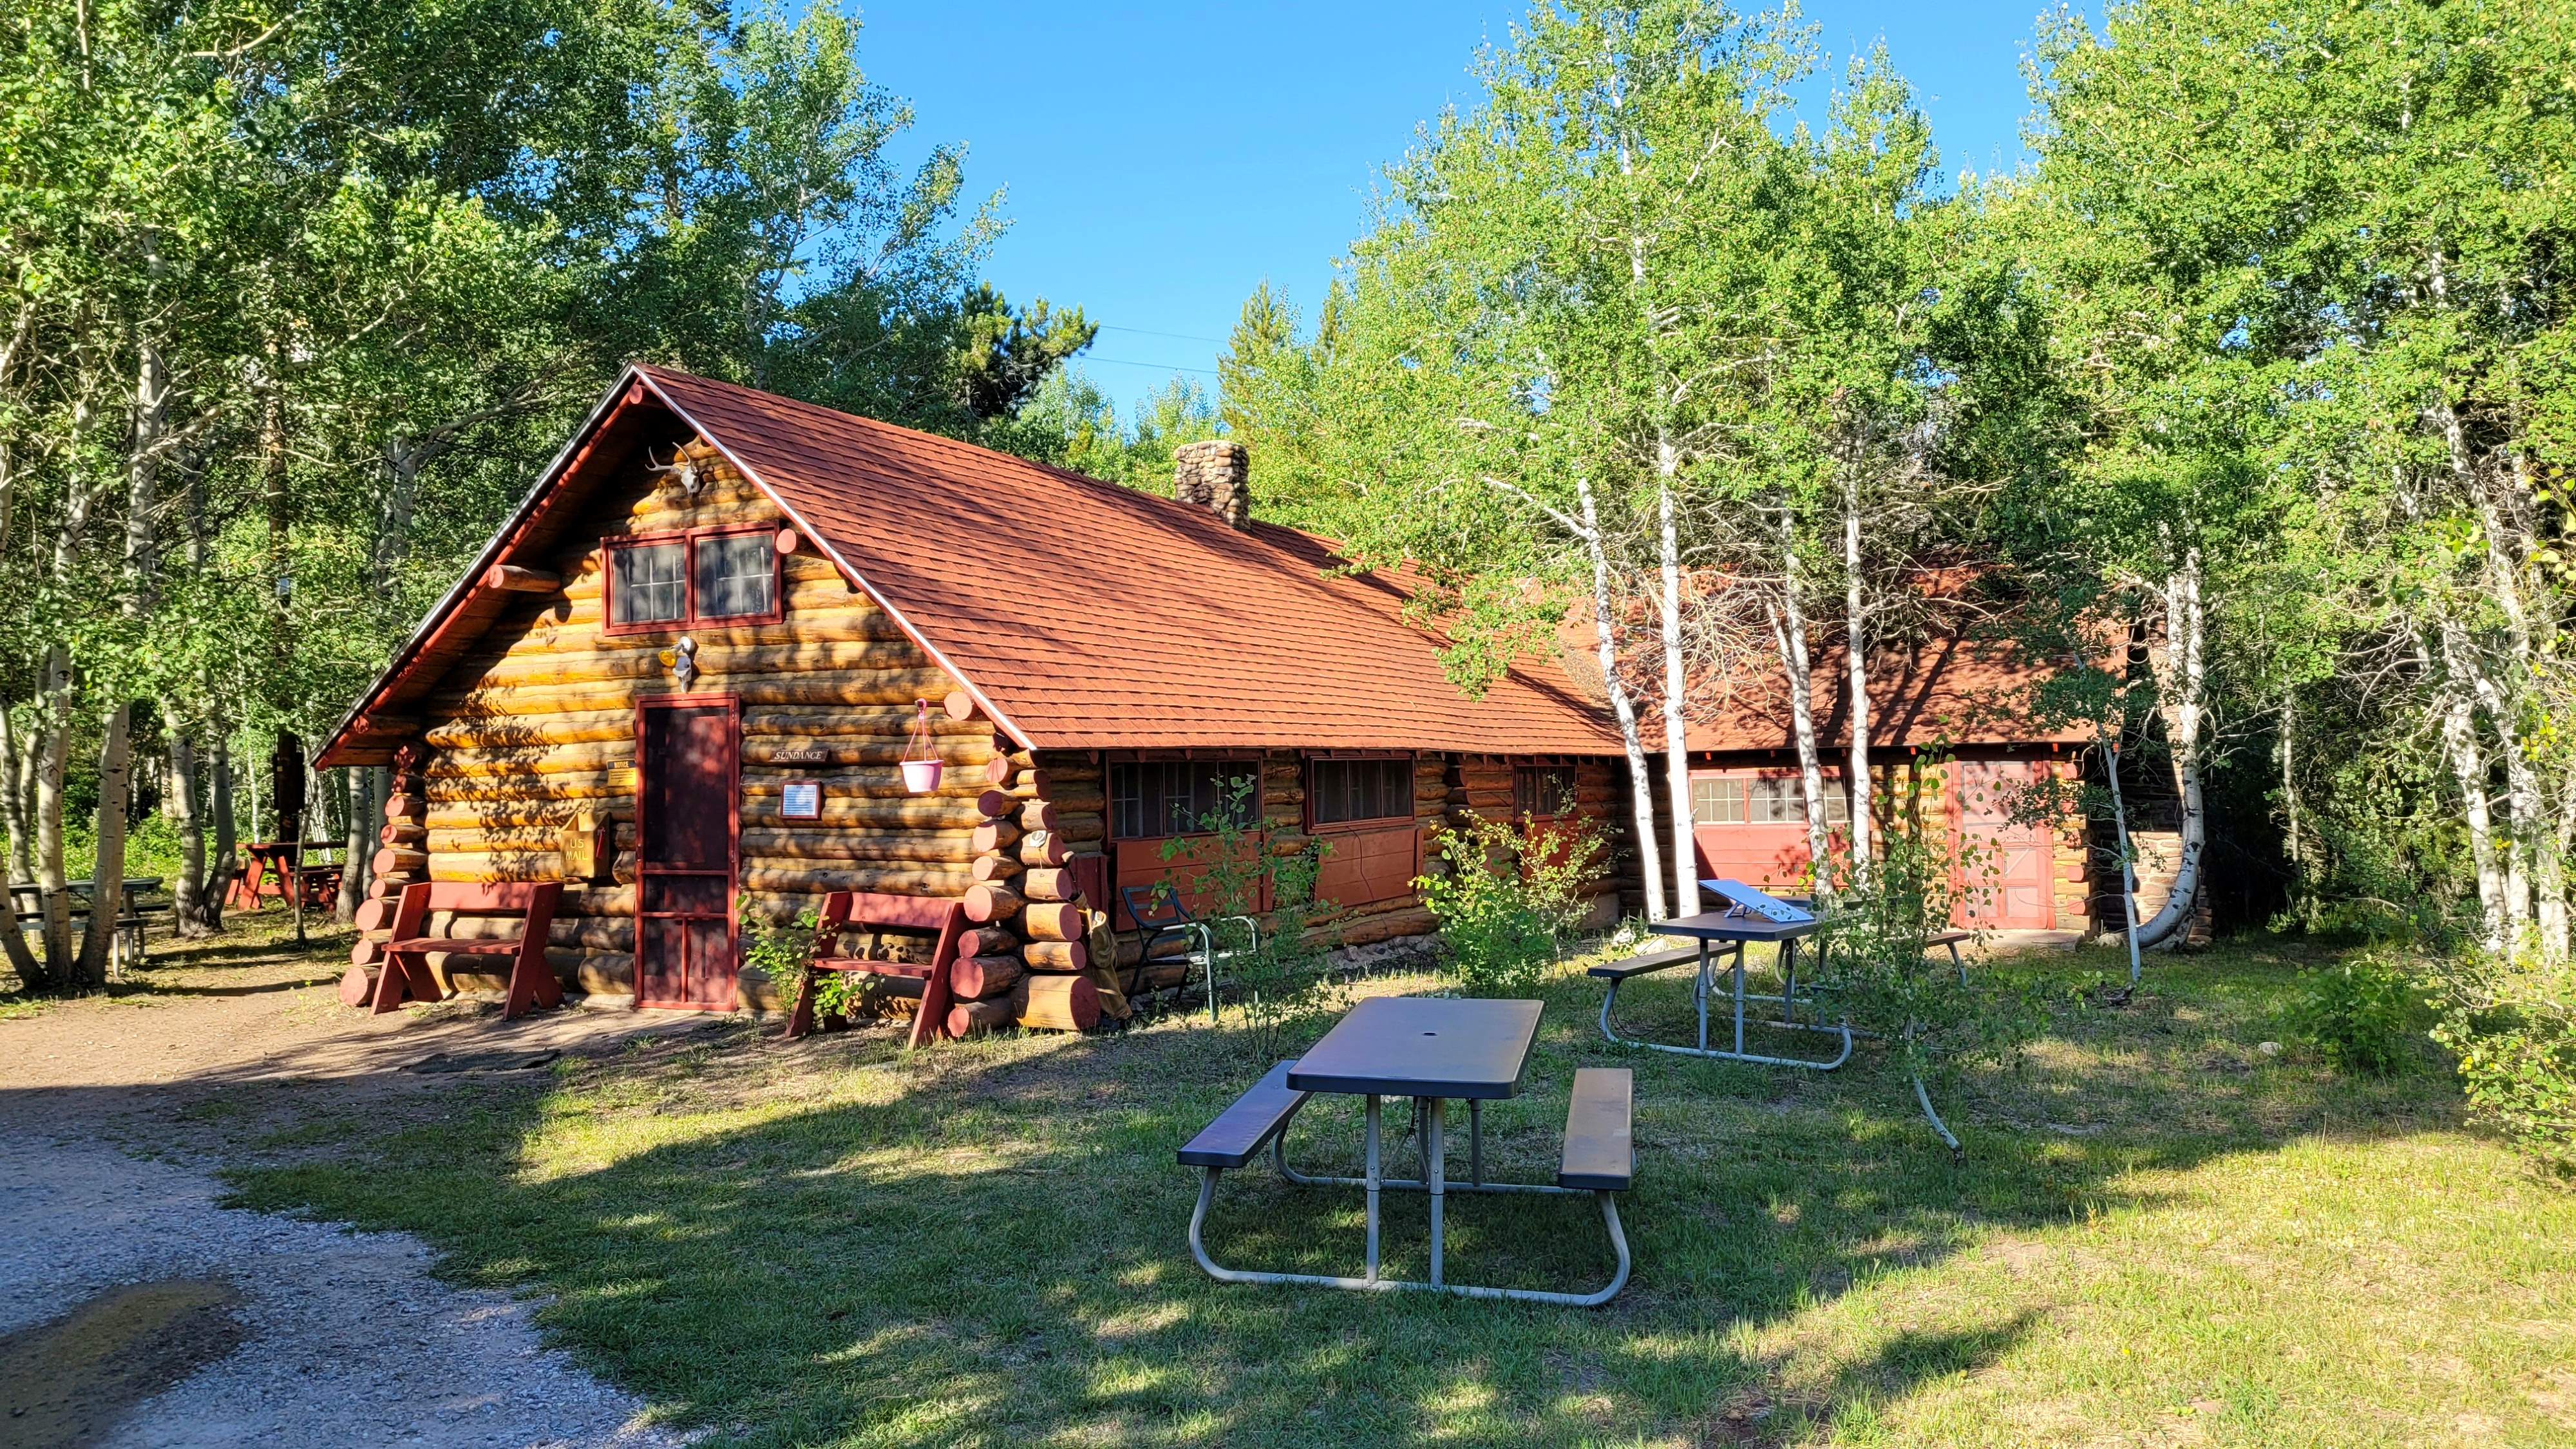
[605,526,782,634]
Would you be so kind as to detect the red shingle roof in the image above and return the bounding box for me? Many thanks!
[1685,630,2093,753]
[639,367,1617,753]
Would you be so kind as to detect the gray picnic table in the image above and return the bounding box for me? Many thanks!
[1593,904,1856,1069]
[1180,994,1636,1306]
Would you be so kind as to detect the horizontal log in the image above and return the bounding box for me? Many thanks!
[738,798,988,830]
[955,926,1020,958]
[350,938,383,967]
[486,564,562,593]
[969,854,1024,883]
[943,689,976,721]
[1018,800,1057,833]
[1006,770,1050,798]
[976,790,1017,820]
[429,668,963,714]
[1022,902,1083,942]
[964,884,1022,922]
[980,756,1015,788]
[739,864,973,896]
[1020,867,1075,902]
[453,641,932,693]
[426,711,636,748]
[353,897,393,933]
[1012,974,1099,1033]
[949,956,1024,1000]
[374,847,428,875]
[1018,831,1068,867]
[740,706,989,737]
[971,820,1023,853]
[740,737,997,770]
[946,994,1014,1036]
[383,793,429,822]
[737,828,975,864]
[379,822,427,848]
[1021,940,1087,972]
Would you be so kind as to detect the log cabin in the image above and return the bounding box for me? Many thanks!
[315,365,1635,1029]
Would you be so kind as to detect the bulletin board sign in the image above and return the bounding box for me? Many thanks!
[781,780,823,820]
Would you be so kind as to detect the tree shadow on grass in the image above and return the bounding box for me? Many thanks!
[180,940,2461,1447]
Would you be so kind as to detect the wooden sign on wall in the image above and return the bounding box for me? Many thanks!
[771,744,831,765]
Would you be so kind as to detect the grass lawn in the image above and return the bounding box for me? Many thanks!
[222,938,2576,1448]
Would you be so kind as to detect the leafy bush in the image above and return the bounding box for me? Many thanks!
[1155,777,1333,1052]
[738,901,831,1016]
[1415,813,1607,998]
[1814,807,2047,1096]
[2287,955,2419,1076]
[2434,949,2576,1175]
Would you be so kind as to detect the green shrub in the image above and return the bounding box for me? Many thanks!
[1156,777,1332,1053]
[2434,949,2576,1175]
[2287,955,2420,1076]
[1415,813,1606,998]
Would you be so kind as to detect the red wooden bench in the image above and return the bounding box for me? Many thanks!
[371,881,564,1020]
[785,891,964,1048]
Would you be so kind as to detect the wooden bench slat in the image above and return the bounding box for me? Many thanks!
[1178,1060,1309,1169]
[1558,1067,1634,1191]
[813,958,931,979]
[1586,945,1716,981]
[387,936,524,955]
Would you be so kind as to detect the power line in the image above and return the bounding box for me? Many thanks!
[1097,323,1229,345]
[1085,355,1220,376]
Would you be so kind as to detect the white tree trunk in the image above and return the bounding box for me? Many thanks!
[2134,550,2206,950]
[2436,624,2508,953]
[1579,477,1665,922]
[1771,513,1832,880]
[1842,465,1873,882]
[1655,462,1698,916]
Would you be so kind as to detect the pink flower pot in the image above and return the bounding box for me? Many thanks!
[900,759,944,794]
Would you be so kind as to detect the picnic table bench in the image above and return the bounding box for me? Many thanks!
[1182,997,1634,1307]
[12,877,166,976]
[370,880,563,1019]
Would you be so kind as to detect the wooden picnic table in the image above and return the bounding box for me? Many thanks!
[229,842,343,910]
[10,877,167,974]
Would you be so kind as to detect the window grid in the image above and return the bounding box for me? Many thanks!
[1515,765,1578,819]
[695,532,777,619]
[610,541,687,626]
[1110,761,1257,840]
[1311,758,1413,826]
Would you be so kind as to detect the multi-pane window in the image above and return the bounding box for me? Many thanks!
[695,531,777,618]
[605,527,779,630]
[1514,765,1578,819]
[1110,760,1258,840]
[609,540,687,625]
[1690,777,1746,824]
[1311,757,1414,826]
[1694,775,1849,826]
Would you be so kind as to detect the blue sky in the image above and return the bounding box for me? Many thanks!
[858,2,2058,420]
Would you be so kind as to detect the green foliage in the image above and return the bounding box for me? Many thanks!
[2435,952,2576,1175]
[2287,956,2421,1077]
[1155,777,1332,1054]
[737,901,826,1015]
[1815,811,2046,1090]
[1415,813,1607,998]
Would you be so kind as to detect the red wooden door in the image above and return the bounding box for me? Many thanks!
[637,697,739,1010]
[1953,759,2054,929]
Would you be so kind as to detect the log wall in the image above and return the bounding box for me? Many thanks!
[401,438,1014,1006]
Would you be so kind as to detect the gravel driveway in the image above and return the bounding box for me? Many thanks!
[1,922,699,1448]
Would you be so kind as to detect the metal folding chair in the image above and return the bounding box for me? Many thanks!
[1121,884,1259,1023]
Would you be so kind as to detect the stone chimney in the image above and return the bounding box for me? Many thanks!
[1173,439,1251,530]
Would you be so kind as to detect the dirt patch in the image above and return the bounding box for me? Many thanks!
[0,1280,247,1448]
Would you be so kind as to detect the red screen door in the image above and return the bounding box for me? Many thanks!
[1954,759,2054,930]
[638,698,739,1010]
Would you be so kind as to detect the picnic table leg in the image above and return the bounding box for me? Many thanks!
[1363,1094,1382,1284]
[1426,1096,1446,1289]
[1468,1099,1482,1186]
[1733,944,1750,1056]
[1781,940,1799,1027]
[1694,940,1710,1053]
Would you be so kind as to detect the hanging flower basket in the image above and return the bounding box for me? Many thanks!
[900,699,943,793]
